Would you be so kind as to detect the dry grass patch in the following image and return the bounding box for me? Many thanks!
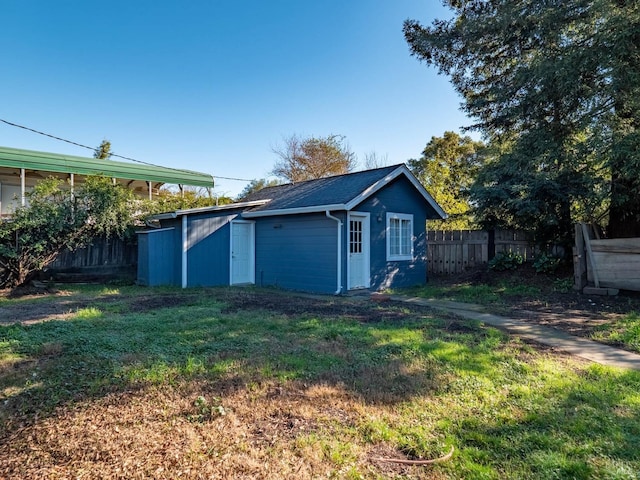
[1,379,432,479]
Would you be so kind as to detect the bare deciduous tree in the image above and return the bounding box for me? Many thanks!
[362,151,389,169]
[272,134,356,182]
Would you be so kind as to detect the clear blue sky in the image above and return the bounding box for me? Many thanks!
[1,1,471,198]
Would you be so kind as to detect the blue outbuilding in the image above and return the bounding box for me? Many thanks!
[137,164,446,294]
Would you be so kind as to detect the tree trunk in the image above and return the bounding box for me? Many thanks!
[608,176,640,238]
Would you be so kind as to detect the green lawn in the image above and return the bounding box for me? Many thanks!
[1,285,639,479]
[592,311,640,353]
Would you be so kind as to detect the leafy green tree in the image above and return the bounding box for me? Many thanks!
[470,137,604,249]
[0,176,136,287]
[212,193,235,206]
[404,0,640,245]
[236,178,282,201]
[272,134,356,182]
[145,187,232,215]
[408,131,486,230]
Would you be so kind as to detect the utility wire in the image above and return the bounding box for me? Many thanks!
[0,118,253,182]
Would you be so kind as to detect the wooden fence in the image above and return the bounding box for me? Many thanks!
[427,229,536,274]
[48,236,138,281]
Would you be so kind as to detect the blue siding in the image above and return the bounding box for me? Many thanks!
[186,213,237,287]
[352,176,429,290]
[145,210,243,288]
[159,219,184,286]
[137,228,177,286]
[254,213,340,294]
[137,233,150,285]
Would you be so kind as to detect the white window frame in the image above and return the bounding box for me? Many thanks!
[386,212,414,261]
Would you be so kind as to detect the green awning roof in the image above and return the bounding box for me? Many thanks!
[0,146,214,187]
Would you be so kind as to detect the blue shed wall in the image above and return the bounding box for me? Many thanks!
[253,213,341,294]
[138,234,149,285]
[352,176,429,290]
[186,213,238,287]
[151,210,244,288]
[158,218,184,286]
[137,228,177,286]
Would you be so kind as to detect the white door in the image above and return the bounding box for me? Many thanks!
[348,213,370,289]
[230,221,255,285]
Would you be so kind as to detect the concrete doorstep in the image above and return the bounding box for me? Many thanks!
[391,295,640,372]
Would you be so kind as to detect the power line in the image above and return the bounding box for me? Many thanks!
[1,118,98,152]
[215,174,257,182]
[0,118,253,182]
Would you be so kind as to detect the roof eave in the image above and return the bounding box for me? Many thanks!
[150,212,178,220]
[242,166,447,220]
[242,203,347,218]
[174,200,270,216]
[150,200,271,220]
[0,146,215,187]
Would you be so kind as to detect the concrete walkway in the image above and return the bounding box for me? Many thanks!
[390,295,640,371]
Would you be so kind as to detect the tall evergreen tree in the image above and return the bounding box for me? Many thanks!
[93,139,112,160]
[603,1,640,236]
[404,0,640,243]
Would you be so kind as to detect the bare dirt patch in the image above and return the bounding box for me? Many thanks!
[219,289,414,323]
[0,291,197,325]
[0,289,80,324]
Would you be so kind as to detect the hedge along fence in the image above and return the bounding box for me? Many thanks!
[427,229,544,275]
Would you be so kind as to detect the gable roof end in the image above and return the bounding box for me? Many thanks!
[345,164,446,219]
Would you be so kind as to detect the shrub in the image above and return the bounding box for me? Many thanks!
[0,176,137,288]
[533,252,562,273]
[488,251,524,271]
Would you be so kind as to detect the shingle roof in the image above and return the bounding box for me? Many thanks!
[241,164,447,219]
[242,164,401,210]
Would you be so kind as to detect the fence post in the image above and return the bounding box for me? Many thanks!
[488,229,496,261]
[573,223,587,291]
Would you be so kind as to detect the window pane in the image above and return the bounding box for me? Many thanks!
[390,218,400,255]
[350,219,362,254]
[401,219,411,255]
